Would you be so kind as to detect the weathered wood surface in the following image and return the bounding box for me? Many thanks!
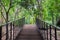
[15,24,44,40]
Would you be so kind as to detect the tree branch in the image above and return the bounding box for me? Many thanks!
[14,7,21,19]
[6,0,12,22]
[36,0,42,18]
[1,11,6,21]
[0,0,6,21]
[6,0,12,13]
[1,2,7,12]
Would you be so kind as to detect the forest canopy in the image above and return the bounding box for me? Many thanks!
[0,0,60,24]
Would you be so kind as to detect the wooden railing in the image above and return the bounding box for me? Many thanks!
[36,18,60,40]
[0,17,25,40]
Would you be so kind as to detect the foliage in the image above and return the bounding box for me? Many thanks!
[0,0,60,24]
[42,0,60,24]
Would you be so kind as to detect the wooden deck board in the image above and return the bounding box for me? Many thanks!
[15,24,43,40]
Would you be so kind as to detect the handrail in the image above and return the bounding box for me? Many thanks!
[38,18,60,29]
[0,17,25,27]
[36,18,60,40]
[0,17,25,40]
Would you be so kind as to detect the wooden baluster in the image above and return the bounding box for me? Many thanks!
[6,23,9,40]
[50,25,52,40]
[55,28,57,40]
[47,24,48,40]
[10,23,12,40]
[0,26,2,40]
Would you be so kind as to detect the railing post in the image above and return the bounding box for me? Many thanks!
[44,22,45,39]
[47,25,48,40]
[10,22,14,40]
[55,28,57,40]
[10,23,12,40]
[6,24,9,40]
[42,21,44,28]
[50,25,52,40]
[13,23,14,40]
[0,26,2,40]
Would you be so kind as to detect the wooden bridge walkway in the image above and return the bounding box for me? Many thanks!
[15,24,44,40]
[0,18,59,40]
